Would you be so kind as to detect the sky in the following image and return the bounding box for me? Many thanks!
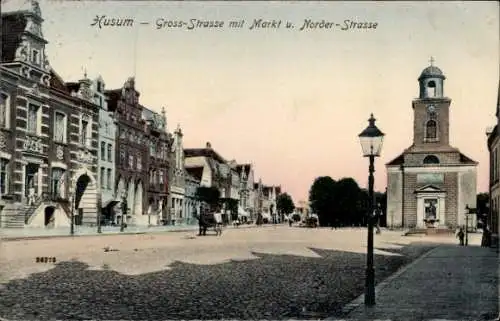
[3,0,499,203]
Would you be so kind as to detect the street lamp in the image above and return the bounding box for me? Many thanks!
[70,187,75,236]
[358,113,385,307]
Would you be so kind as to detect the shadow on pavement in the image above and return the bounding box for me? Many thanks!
[0,243,438,320]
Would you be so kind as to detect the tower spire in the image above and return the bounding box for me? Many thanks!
[429,56,435,67]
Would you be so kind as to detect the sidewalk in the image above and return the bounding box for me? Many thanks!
[0,223,275,241]
[335,244,499,321]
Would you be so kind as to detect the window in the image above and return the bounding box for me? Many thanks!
[27,104,39,134]
[54,112,66,142]
[426,80,436,98]
[0,158,9,195]
[423,155,440,165]
[158,170,163,184]
[81,120,89,146]
[0,92,9,129]
[128,155,133,169]
[100,142,105,160]
[120,150,126,165]
[137,156,142,171]
[107,144,112,162]
[425,120,437,140]
[100,167,105,189]
[107,168,112,190]
[51,168,64,198]
[32,49,40,64]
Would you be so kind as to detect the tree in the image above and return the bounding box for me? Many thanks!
[335,178,362,226]
[477,192,489,227]
[276,193,295,216]
[195,186,220,212]
[309,176,337,227]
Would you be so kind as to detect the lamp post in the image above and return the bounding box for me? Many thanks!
[358,113,385,307]
[97,191,102,234]
[70,187,75,236]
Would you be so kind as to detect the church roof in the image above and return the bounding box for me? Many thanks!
[386,150,478,167]
[386,153,405,166]
[418,65,445,80]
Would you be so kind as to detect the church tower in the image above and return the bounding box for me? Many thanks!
[412,57,452,150]
[386,58,478,231]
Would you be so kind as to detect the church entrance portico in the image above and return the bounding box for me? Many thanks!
[415,185,446,228]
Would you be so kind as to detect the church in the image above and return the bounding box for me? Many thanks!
[386,60,478,230]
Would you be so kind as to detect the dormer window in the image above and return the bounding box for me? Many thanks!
[31,49,40,65]
[97,81,103,93]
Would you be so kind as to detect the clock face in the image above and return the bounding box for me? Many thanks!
[427,105,436,113]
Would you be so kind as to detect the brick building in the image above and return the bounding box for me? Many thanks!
[486,84,500,244]
[386,60,477,230]
[142,106,171,226]
[0,1,100,229]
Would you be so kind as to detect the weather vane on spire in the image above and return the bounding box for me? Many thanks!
[429,56,435,67]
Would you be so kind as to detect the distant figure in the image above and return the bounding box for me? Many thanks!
[482,226,491,247]
[375,204,382,234]
[28,186,36,206]
[456,227,465,246]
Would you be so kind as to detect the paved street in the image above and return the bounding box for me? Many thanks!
[338,244,499,321]
[0,226,471,320]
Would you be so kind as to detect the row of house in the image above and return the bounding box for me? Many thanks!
[0,1,282,229]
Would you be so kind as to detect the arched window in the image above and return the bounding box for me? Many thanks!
[426,120,437,139]
[426,80,436,97]
[423,155,440,165]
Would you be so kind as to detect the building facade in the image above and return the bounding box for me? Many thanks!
[105,78,149,226]
[486,85,500,244]
[143,106,171,226]
[1,2,100,229]
[386,61,478,230]
[168,124,186,225]
[234,163,255,219]
[95,75,117,224]
[184,173,201,225]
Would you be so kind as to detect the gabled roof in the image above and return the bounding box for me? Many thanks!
[386,153,405,166]
[386,150,478,166]
[459,152,478,165]
[415,184,444,193]
[49,69,69,93]
[184,148,226,164]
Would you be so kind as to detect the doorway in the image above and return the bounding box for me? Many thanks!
[44,206,56,228]
[25,163,39,201]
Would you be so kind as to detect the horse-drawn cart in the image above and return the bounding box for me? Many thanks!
[198,212,223,236]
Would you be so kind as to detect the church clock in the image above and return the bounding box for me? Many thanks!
[427,105,436,113]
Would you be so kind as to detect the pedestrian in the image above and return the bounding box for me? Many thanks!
[482,225,491,247]
[375,203,382,234]
[456,227,465,246]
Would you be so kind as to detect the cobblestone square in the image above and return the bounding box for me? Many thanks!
[0,227,460,320]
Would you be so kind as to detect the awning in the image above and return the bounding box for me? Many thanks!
[102,199,120,208]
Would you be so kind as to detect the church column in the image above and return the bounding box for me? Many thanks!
[438,195,446,227]
[416,195,425,228]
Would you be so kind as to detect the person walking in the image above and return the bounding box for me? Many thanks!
[456,227,465,246]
